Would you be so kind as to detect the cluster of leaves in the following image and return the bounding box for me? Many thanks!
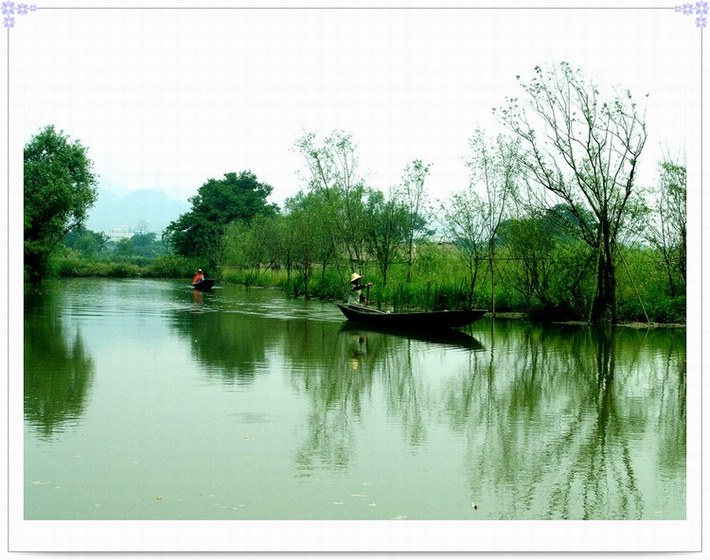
[24,125,97,281]
[219,131,434,300]
[163,171,278,271]
[63,226,168,259]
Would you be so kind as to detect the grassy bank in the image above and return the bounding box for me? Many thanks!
[52,253,196,280]
[50,248,685,325]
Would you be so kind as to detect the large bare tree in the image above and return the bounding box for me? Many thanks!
[496,62,648,323]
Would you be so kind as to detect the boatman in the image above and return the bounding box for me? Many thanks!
[349,272,373,305]
[193,269,205,285]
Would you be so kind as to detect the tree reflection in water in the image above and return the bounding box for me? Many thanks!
[290,324,484,473]
[167,293,684,519]
[24,283,685,520]
[446,321,685,519]
[24,286,94,439]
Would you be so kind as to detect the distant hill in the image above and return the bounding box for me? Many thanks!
[85,188,190,235]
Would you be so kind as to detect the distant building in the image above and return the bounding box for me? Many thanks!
[106,227,134,242]
[104,226,162,243]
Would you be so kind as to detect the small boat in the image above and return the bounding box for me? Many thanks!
[336,303,486,330]
[192,279,215,291]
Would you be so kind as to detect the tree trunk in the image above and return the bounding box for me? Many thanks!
[591,231,617,325]
[405,238,414,283]
[489,242,496,315]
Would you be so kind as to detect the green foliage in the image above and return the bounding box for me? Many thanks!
[43,120,684,326]
[295,130,371,273]
[397,159,432,281]
[645,160,687,297]
[363,189,408,290]
[164,171,278,270]
[54,251,193,279]
[55,254,142,278]
[122,232,167,258]
[24,125,98,281]
[63,226,109,258]
[147,254,195,278]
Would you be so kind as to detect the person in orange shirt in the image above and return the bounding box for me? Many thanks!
[192,268,205,285]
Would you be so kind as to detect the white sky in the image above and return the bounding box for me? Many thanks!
[9,0,700,207]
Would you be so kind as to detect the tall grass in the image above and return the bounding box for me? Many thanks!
[53,252,196,279]
[51,242,685,324]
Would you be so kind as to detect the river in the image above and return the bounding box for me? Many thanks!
[24,278,686,520]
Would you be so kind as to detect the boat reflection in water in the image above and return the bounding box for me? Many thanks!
[338,321,485,353]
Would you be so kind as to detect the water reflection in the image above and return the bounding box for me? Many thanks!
[339,322,485,351]
[289,324,483,472]
[24,281,686,520]
[168,296,686,517]
[446,322,686,519]
[169,305,285,385]
[24,286,94,439]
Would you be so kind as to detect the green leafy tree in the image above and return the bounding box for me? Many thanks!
[112,232,165,258]
[397,159,432,282]
[295,130,370,280]
[645,160,686,296]
[499,210,594,319]
[283,190,335,295]
[442,190,488,308]
[465,129,521,314]
[164,171,277,271]
[364,188,408,296]
[24,125,98,280]
[224,214,283,283]
[129,232,165,258]
[63,226,109,258]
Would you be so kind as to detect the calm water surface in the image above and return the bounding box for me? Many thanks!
[24,279,686,520]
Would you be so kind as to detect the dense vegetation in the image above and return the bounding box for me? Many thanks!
[24,125,98,281]
[27,63,687,324]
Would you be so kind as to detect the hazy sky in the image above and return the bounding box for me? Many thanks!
[9,1,702,208]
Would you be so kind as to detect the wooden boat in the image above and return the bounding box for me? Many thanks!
[192,279,215,291]
[336,303,486,329]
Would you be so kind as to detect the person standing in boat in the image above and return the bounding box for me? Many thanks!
[192,269,205,285]
[349,272,373,305]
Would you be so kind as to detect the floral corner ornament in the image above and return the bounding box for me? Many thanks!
[3,2,37,29]
[675,2,708,28]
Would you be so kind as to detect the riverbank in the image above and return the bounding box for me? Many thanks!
[47,255,687,326]
[487,311,685,329]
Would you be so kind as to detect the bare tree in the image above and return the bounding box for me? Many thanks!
[496,62,648,324]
